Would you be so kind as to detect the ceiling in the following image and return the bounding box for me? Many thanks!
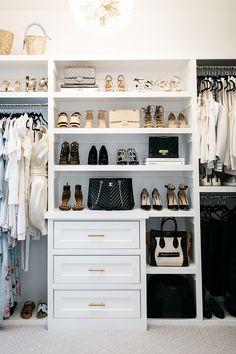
[1,0,236,11]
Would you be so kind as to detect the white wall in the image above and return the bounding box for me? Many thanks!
[0,0,236,58]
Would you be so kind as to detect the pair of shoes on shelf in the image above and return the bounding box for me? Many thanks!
[143,105,165,128]
[20,301,48,319]
[59,183,84,211]
[117,148,139,165]
[200,174,221,186]
[88,145,108,165]
[105,74,126,92]
[157,76,182,91]
[168,112,188,128]
[59,141,80,165]
[0,80,21,92]
[84,110,106,128]
[134,78,155,91]
[57,112,81,128]
[165,183,190,210]
[140,188,162,210]
[203,297,225,319]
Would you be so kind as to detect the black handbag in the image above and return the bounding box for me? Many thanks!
[149,217,190,267]
[149,136,179,158]
[87,178,135,210]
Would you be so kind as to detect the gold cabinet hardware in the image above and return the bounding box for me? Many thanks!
[87,234,105,237]
[88,303,106,307]
[88,268,105,272]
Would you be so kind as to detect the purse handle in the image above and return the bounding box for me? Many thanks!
[160,217,177,232]
[24,23,51,40]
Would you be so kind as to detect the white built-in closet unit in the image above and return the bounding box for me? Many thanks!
[0,56,235,330]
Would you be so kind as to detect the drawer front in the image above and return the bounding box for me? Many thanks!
[54,256,140,284]
[54,290,140,318]
[54,221,139,249]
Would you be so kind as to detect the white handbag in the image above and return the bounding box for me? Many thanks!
[64,66,96,85]
[109,109,140,128]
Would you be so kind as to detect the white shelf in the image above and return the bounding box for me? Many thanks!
[53,91,192,101]
[148,318,199,326]
[146,263,196,275]
[0,92,48,99]
[199,186,236,193]
[45,208,196,220]
[53,127,193,135]
[53,165,194,172]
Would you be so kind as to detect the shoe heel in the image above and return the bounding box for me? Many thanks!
[140,188,151,210]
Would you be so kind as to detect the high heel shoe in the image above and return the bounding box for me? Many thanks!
[140,188,151,210]
[72,185,84,211]
[154,105,165,128]
[143,105,153,128]
[98,110,106,128]
[178,112,188,128]
[98,145,108,165]
[105,75,113,92]
[178,184,190,210]
[168,112,177,128]
[117,74,126,91]
[126,148,139,165]
[59,183,71,210]
[165,184,179,210]
[0,80,10,92]
[70,142,80,165]
[59,142,70,165]
[152,188,162,210]
[88,145,97,165]
[84,110,94,128]
[69,112,81,128]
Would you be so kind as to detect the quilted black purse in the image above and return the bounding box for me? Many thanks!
[149,217,191,267]
[149,136,179,158]
[87,178,134,210]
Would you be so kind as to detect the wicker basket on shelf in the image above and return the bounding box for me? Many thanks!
[0,29,14,55]
[23,22,51,55]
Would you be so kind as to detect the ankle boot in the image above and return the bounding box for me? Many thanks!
[59,142,70,165]
[59,183,71,210]
[88,145,97,164]
[72,185,84,210]
[98,110,106,128]
[98,145,108,165]
[70,142,80,165]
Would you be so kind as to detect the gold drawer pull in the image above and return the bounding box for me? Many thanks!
[88,303,106,307]
[87,234,105,237]
[88,268,105,272]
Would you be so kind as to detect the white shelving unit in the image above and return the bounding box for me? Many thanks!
[1,55,235,330]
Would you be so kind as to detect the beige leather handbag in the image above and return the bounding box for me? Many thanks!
[109,109,140,128]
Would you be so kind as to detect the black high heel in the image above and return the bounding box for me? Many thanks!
[165,184,179,210]
[152,188,162,210]
[178,183,190,210]
[140,188,151,210]
[98,145,108,165]
[88,145,97,165]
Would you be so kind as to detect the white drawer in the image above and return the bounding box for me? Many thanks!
[54,290,140,318]
[54,221,139,249]
[54,256,140,284]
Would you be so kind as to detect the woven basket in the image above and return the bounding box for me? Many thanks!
[0,29,14,55]
[23,23,51,55]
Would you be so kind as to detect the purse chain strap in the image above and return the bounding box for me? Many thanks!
[95,180,124,206]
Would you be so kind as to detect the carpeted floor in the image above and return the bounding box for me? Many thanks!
[0,325,236,354]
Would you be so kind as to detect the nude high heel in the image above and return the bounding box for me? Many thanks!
[85,110,94,128]
[165,183,179,210]
[59,183,71,210]
[72,185,84,211]
[178,112,188,128]
[168,113,177,128]
[98,110,106,128]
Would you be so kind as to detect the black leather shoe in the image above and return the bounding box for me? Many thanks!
[98,145,108,165]
[203,297,212,319]
[209,298,225,319]
[88,145,97,165]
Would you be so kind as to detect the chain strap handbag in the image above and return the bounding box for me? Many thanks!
[149,217,191,267]
[64,66,96,85]
[109,109,140,128]
[87,178,134,210]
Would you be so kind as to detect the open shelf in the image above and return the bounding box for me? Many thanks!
[53,165,194,172]
[199,186,236,193]
[146,262,196,275]
[53,127,193,135]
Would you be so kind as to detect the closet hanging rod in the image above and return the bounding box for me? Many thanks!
[0,103,48,107]
[197,65,236,76]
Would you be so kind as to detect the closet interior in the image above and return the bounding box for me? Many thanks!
[0,56,235,330]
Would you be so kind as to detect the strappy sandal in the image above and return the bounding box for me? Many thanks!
[126,148,139,165]
[59,183,71,210]
[117,148,127,165]
[178,184,190,210]
[178,112,188,128]
[25,76,36,92]
[36,301,48,319]
[143,105,153,128]
[57,112,69,128]
[168,112,177,128]
[117,74,126,91]
[59,142,70,165]
[72,185,84,211]
[0,80,10,92]
[170,76,182,91]
[20,301,35,319]
[70,141,80,165]
[105,75,113,92]
[165,183,179,210]
[154,105,165,128]
[69,112,81,128]
[8,80,21,92]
